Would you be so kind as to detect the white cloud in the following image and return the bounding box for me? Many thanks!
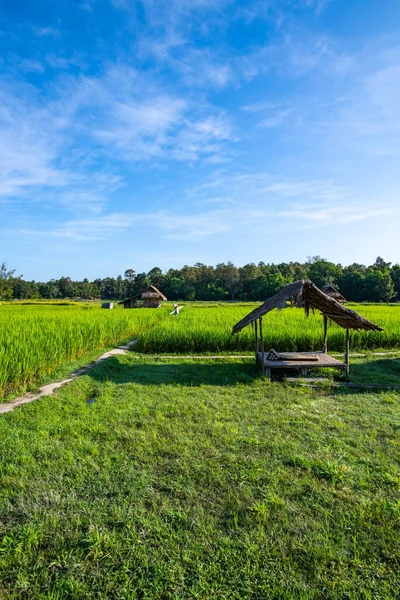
[241,101,281,113]
[258,108,292,128]
[16,213,137,242]
[279,204,397,226]
[33,26,61,38]
[13,57,45,73]
[0,59,235,219]
[366,64,400,123]
[152,211,232,240]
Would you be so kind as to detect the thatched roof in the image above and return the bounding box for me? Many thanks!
[141,285,167,301]
[231,280,383,335]
[321,284,346,303]
[118,286,167,304]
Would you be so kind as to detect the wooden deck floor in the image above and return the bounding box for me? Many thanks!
[256,351,347,377]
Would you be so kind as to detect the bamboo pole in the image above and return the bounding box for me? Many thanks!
[254,318,258,364]
[260,317,265,375]
[323,315,328,354]
[345,327,350,376]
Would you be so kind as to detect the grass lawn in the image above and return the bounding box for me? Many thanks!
[0,355,399,598]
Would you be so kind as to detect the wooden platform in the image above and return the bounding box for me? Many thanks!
[257,351,347,378]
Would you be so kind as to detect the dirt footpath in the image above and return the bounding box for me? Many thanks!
[0,340,137,415]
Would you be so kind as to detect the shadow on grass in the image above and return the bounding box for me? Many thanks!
[88,357,261,387]
[87,355,400,391]
[331,356,400,396]
[348,357,400,386]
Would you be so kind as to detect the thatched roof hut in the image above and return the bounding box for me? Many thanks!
[119,285,167,309]
[141,285,167,308]
[321,284,346,303]
[232,280,380,335]
[142,285,167,301]
[119,296,140,309]
[231,280,382,377]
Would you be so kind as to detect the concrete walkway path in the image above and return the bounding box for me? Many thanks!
[0,340,137,415]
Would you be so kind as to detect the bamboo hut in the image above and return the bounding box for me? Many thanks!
[231,280,382,378]
[321,284,346,303]
[119,285,167,309]
[119,296,141,309]
[141,285,167,308]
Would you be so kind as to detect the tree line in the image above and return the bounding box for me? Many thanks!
[1,257,399,303]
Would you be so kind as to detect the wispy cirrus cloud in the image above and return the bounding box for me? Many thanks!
[279,204,397,226]
[7,174,398,245]
[33,26,61,38]
[0,61,234,216]
[0,81,122,214]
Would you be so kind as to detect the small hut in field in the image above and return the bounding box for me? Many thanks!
[101,302,114,309]
[141,285,167,308]
[321,284,346,303]
[119,285,167,309]
[231,280,382,378]
[119,296,141,309]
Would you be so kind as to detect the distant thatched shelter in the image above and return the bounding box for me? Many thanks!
[231,280,382,378]
[119,296,141,309]
[141,285,167,308]
[321,284,346,303]
[119,285,167,309]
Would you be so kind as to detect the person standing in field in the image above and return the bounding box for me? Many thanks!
[170,303,183,315]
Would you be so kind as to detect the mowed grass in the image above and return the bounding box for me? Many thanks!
[0,304,162,398]
[0,355,399,598]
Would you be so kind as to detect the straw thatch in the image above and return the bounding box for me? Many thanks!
[231,280,383,335]
[141,285,167,301]
[119,286,168,305]
[321,284,346,303]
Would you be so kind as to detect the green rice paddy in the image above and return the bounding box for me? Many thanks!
[1,301,400,398]
[0,303,161,398]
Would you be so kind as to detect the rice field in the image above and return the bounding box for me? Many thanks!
[0,303,162,398]
[1,301,400,398]
[135,302,400,354]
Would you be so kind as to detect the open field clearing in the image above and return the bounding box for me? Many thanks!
[0,355,399,598]
[1,302,400,399]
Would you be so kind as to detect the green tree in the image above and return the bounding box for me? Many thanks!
[390,264,400,301]
[124,269,136,297]
[215,262,240,301]
[307,256,342,288]
[0,263,16,300]
[80,278,94,299]
[337,264,366,302]
[147,267,164,288]
[132,273,151,297]
[13,279,40,299]
[377,273,396,303]
[372,256,391,272]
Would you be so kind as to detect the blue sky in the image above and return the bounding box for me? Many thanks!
[1,0,400,280]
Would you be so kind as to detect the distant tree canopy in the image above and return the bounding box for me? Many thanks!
[3,257,400,302]
[0,263,16,300]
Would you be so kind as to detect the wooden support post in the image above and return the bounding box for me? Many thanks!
[254,318,258,364]
[259,317,265,376]
[345,327,350,376]
[323,315,328,354]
